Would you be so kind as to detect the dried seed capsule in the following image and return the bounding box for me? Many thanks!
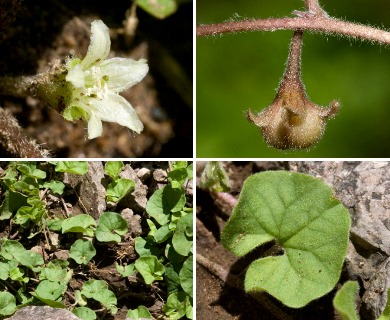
[247,30,340,150]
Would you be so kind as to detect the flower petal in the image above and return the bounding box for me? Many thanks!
[66,64,85,88]
[100,58,149,92]
[93,92,144,134]
[81,20,111,69]
[87,113,103,139]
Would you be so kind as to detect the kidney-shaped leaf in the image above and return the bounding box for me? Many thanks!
[0,292,16,316]
[95,212,128,243]
[221,171,351,308]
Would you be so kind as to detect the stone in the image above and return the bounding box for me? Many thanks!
[5,306,81,320]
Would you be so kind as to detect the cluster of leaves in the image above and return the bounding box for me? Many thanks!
[0,161,193,319]
[142,161,193,319]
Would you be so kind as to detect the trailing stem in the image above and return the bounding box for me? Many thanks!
[197,15,390,45]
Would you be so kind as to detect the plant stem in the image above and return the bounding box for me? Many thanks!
[0,76,35,97]
[280,30,304,93]
[197,15,390,45]
[0,107,49,158]
[304,0,326,15]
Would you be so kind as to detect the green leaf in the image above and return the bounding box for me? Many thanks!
[54,161,88,175]
[17,250,44,271]
[33,280,66,301]
[333,281,359,320]
[126,305,153,319]
[43,180,65,195]
[40,260,69,283]
[165,265,181,294]
[165,242,185,267]
[168,168,188,188]
[153,224,173,243]
[74,290,87,307]
[170,161,187,169]
[115,263,135,278]
[95,212,128,243]
[137,0,178,19]
[47,218,63,231]
[16,163,46,179]
[146,185,186,225]
[135,236,161,257]
[73,307,97,320]
[104,161,124,179]
[0,190,27,220]
[0,292,16,316]
[9,267,28,283]
[135,255,165,285]
[69,239,96,265]
[179,255,193,297]
[93,289,117,315]
[106,178,135,203]
[162,291,190,320]
[221,171,351,308]
[81,279,108,299]
[62,214,96,235]
[0,262,10,280]
[0,238,26,260]
[186,163,193,181]
[378,288,390,320]
[172,214,193,256]
[199,161,230,192]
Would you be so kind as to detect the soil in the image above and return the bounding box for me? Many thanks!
[0,161,193,319]
[196,161,390,320]
[0,0,192,158]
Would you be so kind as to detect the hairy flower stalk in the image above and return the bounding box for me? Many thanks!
[0,20,148,139]
[247,30,339,149]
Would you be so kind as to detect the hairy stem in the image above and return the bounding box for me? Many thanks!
[0,76,36,97]
[197,15,390,45]
[305,0,326,15]
[0,107,49,158]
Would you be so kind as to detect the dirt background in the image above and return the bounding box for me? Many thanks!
[0,0,192,158]
[196,161,390,320]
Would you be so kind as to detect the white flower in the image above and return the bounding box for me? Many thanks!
[64,20,148,139]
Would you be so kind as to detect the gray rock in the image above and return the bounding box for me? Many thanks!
[64,161,106,219]
[5,306,81,320]
[120,164,148,212]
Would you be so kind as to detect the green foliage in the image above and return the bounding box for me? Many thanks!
[0,292,16,316]
[135,255,165,284]
[333,281,359,320]
[137,0,178,19]
[163,291,192,320]
[199,161,230,192]
[126,305,153,319]
[73,307,97,320]
[95,212,128,243]
[69,239,96,265]
[221,171,351,308]
[62,214,96,236]
[106,178,135,203]
[0,161,192,319]
[51,161,88,175]
[104,161,124,179]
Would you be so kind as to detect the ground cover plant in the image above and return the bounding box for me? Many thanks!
[0,161,193,319]
[0,0,192,157]
[196,161,390,319]
[197,0,390,157]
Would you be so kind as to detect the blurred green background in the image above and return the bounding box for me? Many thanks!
[197,0,390,157]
